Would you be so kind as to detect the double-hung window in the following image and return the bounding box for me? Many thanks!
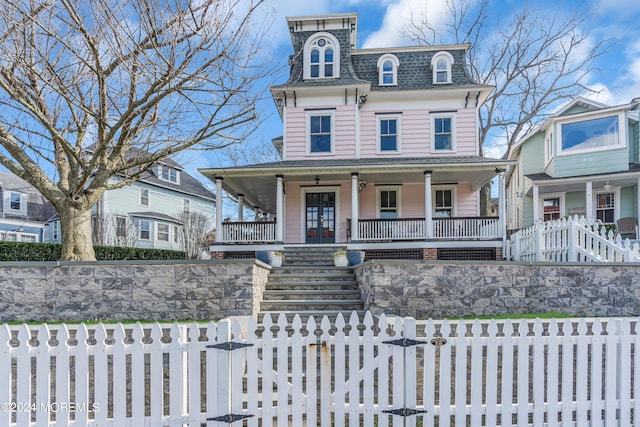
[432,114,455,152]
[431,51,454,84]
[9,193,21,211]
[379,188,399,219]
[596,192,615,223]
[115,216,127,238]
[304,34,340,80]
[157,223,169,242]
[378,115,400,152]
[434,189,453,218]
[543,197,561,221]
[308,112,333,154]
[140,188,149,206]
[377,54,399,86]
[139,220,150,240]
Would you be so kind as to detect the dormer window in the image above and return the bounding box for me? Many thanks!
[158,165,179,184]
[377,54,399,86]
[304,33,340,80]
[431,51,454,84]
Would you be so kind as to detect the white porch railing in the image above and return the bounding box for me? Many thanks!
[357,217,501,241]
[2,314,639,426]
[508,215,640,262]
[220,221,276,243]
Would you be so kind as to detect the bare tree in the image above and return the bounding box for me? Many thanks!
[92,212,139,248]
[0,0,271,260]
[402,0,610,212]
[177,210,212,259]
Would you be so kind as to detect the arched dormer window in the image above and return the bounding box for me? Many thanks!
[431,51,454,84]
[304,32,340,79]
[377,54,400,86]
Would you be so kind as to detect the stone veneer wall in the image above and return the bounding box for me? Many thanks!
[355,260,640,319]
[0,260,270,322]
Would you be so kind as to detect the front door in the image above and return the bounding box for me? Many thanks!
[305,192,335,243]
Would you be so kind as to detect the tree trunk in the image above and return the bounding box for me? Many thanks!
[59,206,96,261]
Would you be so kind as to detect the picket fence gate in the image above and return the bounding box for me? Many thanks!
[1,312,639,426]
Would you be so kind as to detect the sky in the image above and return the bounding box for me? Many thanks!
[196,0,640,175]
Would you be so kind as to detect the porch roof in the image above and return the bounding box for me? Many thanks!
[199,156,513,213]
[524,164,640,196]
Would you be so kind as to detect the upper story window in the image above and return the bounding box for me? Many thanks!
[10,193,21,211]
[431,113,456,152]
[158,165,179,183]
[307,111,334,154]
[377,54,400,86]
[559,114,623,155]
[183,199,191,213]
[377,115,400,153]
[303,33,340,80]
[140,188,149,206]
[431,51,454,84]
[544,131,554,165]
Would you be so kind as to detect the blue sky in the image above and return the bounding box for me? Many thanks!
[194,0,640,173]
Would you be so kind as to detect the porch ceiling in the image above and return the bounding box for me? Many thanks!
[200,157,513,213]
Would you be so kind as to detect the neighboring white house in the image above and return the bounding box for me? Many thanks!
[0,171,57,243]
[506,96,640,232]
[44,158,216,251]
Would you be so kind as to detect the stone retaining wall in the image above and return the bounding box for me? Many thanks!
[0,260,270,322]
[355,260,640,318]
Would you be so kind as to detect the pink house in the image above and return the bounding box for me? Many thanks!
[200,12,513,261]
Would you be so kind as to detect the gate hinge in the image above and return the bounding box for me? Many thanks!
[207,341,253,351]
[383,338,428,347]
[383,408,428,417]
[207,413,254,423]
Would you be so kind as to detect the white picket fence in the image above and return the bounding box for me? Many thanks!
[1,313,639,426]
[508,215,640,262]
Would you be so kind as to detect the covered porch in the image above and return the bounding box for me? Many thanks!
[200,157,513,247]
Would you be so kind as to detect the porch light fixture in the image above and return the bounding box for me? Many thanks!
[603,181,612,191]
[315,176,320,185]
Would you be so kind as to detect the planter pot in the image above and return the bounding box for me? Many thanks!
[347,250,365,266]
[271,255,283,267]
[333,254,348,267]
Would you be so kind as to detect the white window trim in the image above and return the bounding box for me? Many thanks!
[303,32,341,80]
[539,193,565,221]
[376,186,402,218]
[544,130,554,167]
[376,114,401,154]
[431,51,454,84]
[432,186,457,217]
[377,54,400,86]
[156,222,170,242]
[430,113,456,153]
[306,110,335,155]
[7,192,23,212]
[140,188,150,207]
[556,111,626,156]
[183,198,191,212]
[139,220,151,240]
[593,187,620,224]
[158,165,180,184]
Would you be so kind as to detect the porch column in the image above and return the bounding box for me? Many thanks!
[497,169,507,246]
[424,171,433,238]
[275,175,284,243]
[532,185,540,224]
[215,177,223,243]
[585,181,593,221]
[351,172,359,241]
[237,194,244,222]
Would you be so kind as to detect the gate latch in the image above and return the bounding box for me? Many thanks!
[207,341,253,351]
[207,413,254,423]
[383,408,428,417]
[383,338,428,347]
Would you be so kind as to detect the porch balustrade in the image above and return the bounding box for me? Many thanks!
[220,221,276,243]
[357,217,501,241]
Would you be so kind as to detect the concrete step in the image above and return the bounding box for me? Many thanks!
[260,299,364,312]
[265,281,358,291]
[258,310,367,324]
[269,270,355,281]
[263,289,361,301]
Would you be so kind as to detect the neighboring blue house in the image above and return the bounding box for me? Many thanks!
[0,170,56,242]
[44,158,216,250]
[506,96,640,231]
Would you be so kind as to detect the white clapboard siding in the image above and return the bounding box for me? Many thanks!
[1,314,640,426]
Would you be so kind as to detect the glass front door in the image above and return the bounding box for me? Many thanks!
[305,192,335,243]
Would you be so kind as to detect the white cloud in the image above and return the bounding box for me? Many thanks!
[362,0,450,48]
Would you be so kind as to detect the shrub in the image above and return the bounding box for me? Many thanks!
[0,241,187,261]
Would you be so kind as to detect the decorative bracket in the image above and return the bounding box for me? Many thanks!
[207,342,253,351]
[383,408,428,417]
[383,338,428,347]
[207,413,254,423]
